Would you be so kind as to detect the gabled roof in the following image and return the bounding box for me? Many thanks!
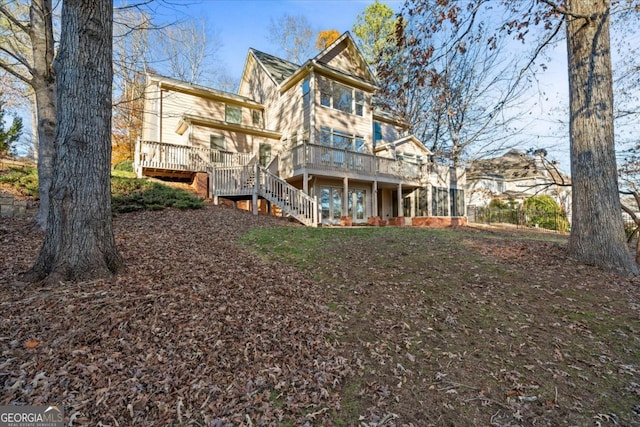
[146,73,262,108]
[374,135,432,156]
[248,49,300,85]
[245,32,378,93]
[468,149,570,184]
[311,31,377,84]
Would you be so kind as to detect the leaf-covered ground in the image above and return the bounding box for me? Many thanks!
[1,205,347,426]
[2,205,640,426]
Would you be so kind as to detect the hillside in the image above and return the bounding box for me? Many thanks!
[1,205,639,426]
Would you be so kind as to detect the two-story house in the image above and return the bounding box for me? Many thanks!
[466,149,572,220]
[135,32,466,227]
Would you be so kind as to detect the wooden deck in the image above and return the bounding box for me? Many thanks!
[133,140,433,227]
[279,143,426,185]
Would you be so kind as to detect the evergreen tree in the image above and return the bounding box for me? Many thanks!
[0,100,23,156]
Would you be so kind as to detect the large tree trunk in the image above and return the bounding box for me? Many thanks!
[30,0,56,230]
[27,0,123,283]
[566,0,638,275]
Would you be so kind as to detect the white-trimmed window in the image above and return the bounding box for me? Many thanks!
[333,83,353,113]
[210,134,226,151]
[320,127,366,152]
[450,188,465,217]
[225,105,242,124]
[259,143,272,167]
[397,152,423,164]
[355,91,365,116]
[320,79,331,107]
[373,121,383,147]
[252,109,263,126]
[432,186,449,216]
[302,78,310,110]
[318,78,365,116]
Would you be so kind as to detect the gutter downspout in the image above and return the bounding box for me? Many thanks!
[158,82,163,144]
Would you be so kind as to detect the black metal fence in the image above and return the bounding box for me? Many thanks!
[468,206,570,232]
[623,213,638,239]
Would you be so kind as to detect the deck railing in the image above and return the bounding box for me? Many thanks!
[284,143,424,182]
[210,165,256,197]
[210,164,318,227]
[135,140,255,172]
[259,166,318,227]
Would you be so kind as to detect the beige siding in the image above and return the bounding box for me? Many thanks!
[274,82,305,146]
[376,121,402,145]
[314,75,374,150]
[239,56,279,126]
[190,126,249,152]
[189,125,278,156]
[395,141,424,157]
[142,84,159,141]
[318,40,369,80]
[161,90,224,146]
[149,82,266,149]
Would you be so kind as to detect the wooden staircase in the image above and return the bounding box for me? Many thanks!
[210,164,319,227]
[134,141,319,226]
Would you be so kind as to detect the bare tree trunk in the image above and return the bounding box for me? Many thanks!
[30,0,56,230]
[26,0,123,283]
[566,0,638,275]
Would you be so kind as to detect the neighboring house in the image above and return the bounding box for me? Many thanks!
[135,32,466,227]
[466,149,571,217]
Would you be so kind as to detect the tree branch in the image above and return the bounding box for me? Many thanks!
[0,5,31,34]
[0,45,34,75]
[0,59,32,85]
[537,0,592,21]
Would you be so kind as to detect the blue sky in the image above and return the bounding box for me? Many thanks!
[165,0,572,170]
[174,0,404,77]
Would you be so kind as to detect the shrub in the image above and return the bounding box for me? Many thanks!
[0,166,39,198]
[114,159,133,172]
[0,165,204,212]
[522,195,569,232]
[111,176,204,213]
[489,198,507,209]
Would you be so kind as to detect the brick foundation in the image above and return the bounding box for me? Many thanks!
[412,216,467,227]
[191,172,209,198]
[367,216,381,226]
[387,216,406,227]
[340,216,352,227]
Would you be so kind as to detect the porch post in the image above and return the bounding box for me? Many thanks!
[343,177,349,218]
[212,169,219,205]
[397,183,404,217]
[134,138,142,178]
[252,163,259,215]
[314,195,319,227]
[303,171,309,194]
[372,180,378,217]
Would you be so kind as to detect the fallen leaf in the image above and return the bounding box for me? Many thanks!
[24,339,40,349]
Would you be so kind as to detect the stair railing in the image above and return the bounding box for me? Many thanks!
[257,166,318,227]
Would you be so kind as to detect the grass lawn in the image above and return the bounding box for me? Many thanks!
[242,226,640,426]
